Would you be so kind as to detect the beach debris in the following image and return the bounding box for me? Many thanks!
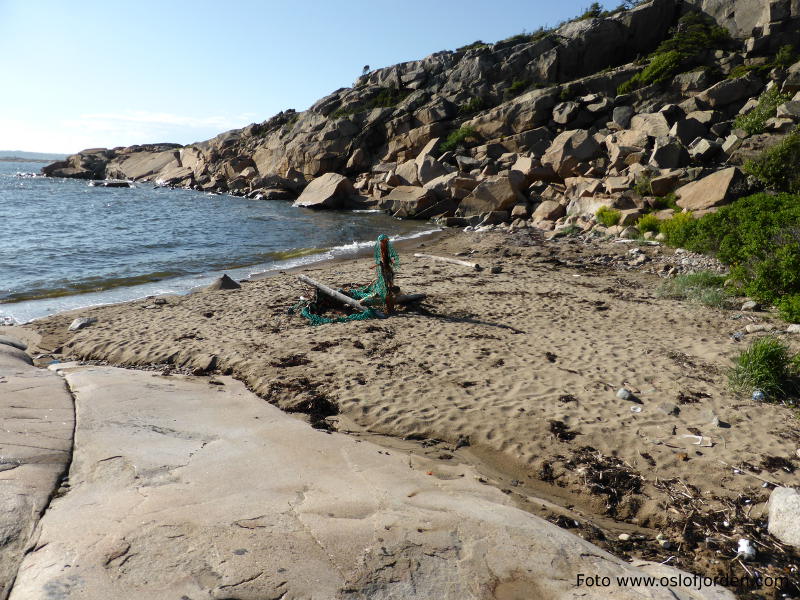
[736,538,756,561]
[454,435,471,450]
[731,331,745,341]
[630,405,642,413]
[298,274,386,319]
[752,389,766,402]
[295,235,406,325]
[616,388,632,401]
[680,434,713,447]
[413,252,482,271]
[68,317,97,331]
[490,265,503,274]
[206,274,241,291]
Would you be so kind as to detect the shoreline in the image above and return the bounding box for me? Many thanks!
[1,226,444,325]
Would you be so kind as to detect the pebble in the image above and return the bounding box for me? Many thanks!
[656,533,673,549]
[618,533,631,541]
[787,324,800,334]
[745,324,768,333]
[741,300,759,311]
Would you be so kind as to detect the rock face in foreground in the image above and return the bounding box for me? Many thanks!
[9,365,733,600]
[0,341,73,600]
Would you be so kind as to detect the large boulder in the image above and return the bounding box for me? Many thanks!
[669,118,708,146]
[541,130,601,179]
[768,486,800,549]
[379,185,438,217]
[675,167,746,211]
[459,175,520,216]
[531,200,566,221]
[293,173,355,209]
[649,136,689,169]
[106,150,180,180]
[630,112,671,137]
[697,75,763,108]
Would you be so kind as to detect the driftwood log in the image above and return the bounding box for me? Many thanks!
[297,274,386,319]
[413,253,482,271]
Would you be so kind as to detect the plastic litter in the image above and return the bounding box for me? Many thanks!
[752,389,766,402]
[616,388,632,401]
[737,538,756,561]
[630,405,642,413]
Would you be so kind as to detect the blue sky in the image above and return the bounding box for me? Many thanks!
[1,0,619,154]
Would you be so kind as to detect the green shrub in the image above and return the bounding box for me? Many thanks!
[656,271,730,308]
[779,294,800,323]
[458,96,485,115]
[618,50,683,94]
[553,224,582,237]
[734,87,792,135]
[664,193,800,308]
[775,44,797,68]
[330,87,411,118]
[596,206,621,227]
[616,11,729,95]
[457,40,489,52]
[505,79,530,99]
[637,213,661,233]
[659,211,696,246]
[744,127,800,192]
[578,2,604,19]
[729,336,799,399]
[440,126,479,153]
[652,192,680,211]
[633,176,652,196]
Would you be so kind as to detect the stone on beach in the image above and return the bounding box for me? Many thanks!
[205,273,241,291]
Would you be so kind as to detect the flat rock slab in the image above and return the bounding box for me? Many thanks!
[0,347,73,600]
[10,366,733,599]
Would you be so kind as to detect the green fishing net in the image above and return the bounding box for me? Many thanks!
[293,234,400,325]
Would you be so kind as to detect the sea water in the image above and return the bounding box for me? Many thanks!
[0,161,435,323]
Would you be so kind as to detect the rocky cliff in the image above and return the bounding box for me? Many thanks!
[42,0,800,230]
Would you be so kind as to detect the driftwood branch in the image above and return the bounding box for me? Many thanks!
[297,275,386,319]
[414,253,482,271]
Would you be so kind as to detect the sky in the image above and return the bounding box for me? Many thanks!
[0,0,621,154]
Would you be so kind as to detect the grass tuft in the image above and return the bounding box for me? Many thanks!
[656,271,730,308]
[729,336,800,399]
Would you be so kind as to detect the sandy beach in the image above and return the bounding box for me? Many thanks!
[9,228,798,595]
